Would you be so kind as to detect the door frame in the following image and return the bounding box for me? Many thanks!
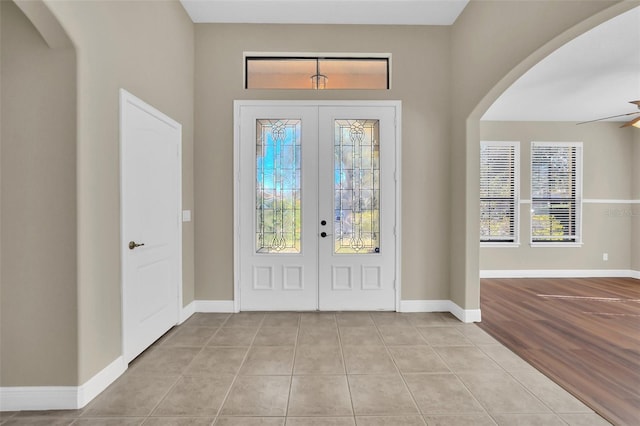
[233,100,402,312]
[119,89,183,362]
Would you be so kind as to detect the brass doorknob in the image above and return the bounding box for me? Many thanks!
[129,241,145,250]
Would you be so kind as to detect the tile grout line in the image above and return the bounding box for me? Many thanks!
[139,372,183,422]
[504,367,583,421]
[466,326,569,423]
[143,313,231,422]
[283,313,302,420]
[213,313,264,421]
[141,315,231,425]
[438,331,501,424]
[371,314,430,424]
[413,317,500,423]
[196,312,234,425]
[334,313,358,424]
[474,325,606,425]
[74,321,193,422]
[451,327,562,424]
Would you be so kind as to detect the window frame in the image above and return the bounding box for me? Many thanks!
[243,52,391,90]
[479,141,520,247]
[530,141,583,247]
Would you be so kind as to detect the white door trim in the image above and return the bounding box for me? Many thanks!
[119,89,183,361]
[233,100,402,312]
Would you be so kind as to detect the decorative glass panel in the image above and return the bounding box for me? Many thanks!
[256,119,302,253]
[334,119,380,254]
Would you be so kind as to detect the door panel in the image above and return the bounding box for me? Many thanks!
[318,107,396,310]
[237,103,397,311]
[121,90,181,362]
[239,106,318,310]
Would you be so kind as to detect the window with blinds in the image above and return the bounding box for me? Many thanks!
[480,141,519,244]
[531,142,582,244]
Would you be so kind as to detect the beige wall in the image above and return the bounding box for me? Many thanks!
[449,0,633,309]
[31,0,194,384]
[480,121,635,271]
[633,131,640,272]
[194,24,453,301]
[0,0,77,386]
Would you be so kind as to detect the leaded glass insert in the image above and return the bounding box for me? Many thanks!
[256,119,302,253]
[334,119,380,254]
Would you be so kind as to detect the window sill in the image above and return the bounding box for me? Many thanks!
[530,242,583,248]
[481,242,520,248]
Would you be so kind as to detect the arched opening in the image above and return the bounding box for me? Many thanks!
[465,4,639,424]
[454,0,638,317]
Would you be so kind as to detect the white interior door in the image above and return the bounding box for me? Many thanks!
[121,90,182,363]
[236,101,398,311]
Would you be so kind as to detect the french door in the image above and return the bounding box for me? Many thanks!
[235,101,399,311]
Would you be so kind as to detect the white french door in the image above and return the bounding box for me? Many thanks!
[236,101,399,311]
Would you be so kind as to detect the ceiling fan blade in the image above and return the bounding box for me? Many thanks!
[577,111,640,125]
[621,115,640,128]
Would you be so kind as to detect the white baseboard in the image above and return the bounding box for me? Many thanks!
[179,301,196,324]
[399,299,481,323]
[0,357,126,411]
[399,299,451,312]
[449,302,482,323]
[0,386,77,411]
[76,356,126,409]
[632,270,640,279]
[194,300,236,313]
[480,269,637,279]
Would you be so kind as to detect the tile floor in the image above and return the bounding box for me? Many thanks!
[0,312,612,425]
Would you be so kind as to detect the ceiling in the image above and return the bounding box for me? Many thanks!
[180,1,640,123]
[483,6,640,123]
[180,0,469,25]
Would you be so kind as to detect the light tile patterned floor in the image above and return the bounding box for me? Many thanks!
[0,312,612,425]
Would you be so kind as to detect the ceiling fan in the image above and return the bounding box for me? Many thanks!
[577,100,640,127]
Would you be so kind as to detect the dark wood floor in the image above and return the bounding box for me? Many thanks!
[478,277,640,426]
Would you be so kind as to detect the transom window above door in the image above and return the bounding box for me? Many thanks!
[244,54,390,90]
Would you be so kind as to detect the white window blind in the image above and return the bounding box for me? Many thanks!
[480,141,519,243]
[531,142,582,244]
